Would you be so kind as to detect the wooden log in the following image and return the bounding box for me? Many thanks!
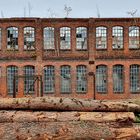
[0,111,135,123]
[0,122,137,140]
[0,97,139,112]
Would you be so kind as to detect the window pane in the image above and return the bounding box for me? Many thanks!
[76,27,87,49]
[24,27,35,50]
[112,26,123,49]
[7,27,18,50]
[60,27,71,49]
[129,26,139,49]
[7,66,18,94]
[130,65,140,92]
[113,65,124,92]
[76,65,87,92]
[96,65,107,92]
[96,27,107,49]
[24,66,35,93]
[61,66,71,93]
[44,27,55,49]
[44,66,55,93]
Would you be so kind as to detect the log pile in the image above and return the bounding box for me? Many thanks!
[0,97,139,139]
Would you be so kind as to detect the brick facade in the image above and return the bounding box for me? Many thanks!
[0,17,140,99]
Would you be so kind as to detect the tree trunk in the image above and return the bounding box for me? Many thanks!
[0,97,140,112]
[0,122,137,140]
[0,111,135,123]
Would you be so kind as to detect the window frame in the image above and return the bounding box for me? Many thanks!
[112,26,124,49]
[60,27,71,50]
[96,65,107,93]
[43,27,55,50]
[96,26,107,50]
[76,27,87,50]
[24,27,35,51]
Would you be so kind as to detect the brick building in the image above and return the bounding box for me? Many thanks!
[0,17,140,99]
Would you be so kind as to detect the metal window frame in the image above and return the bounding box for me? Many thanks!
[96,27,107,49]
[24,27,35,50]
[76,27,87,50]
[44,66,55,93]
[44,27,55,49]
[7,66,18,95]
[96,65,107,93]
[60,27,71,49]
[60,65,71,93]
[7,27,18,50]
[76,65,87,93]
[113,65,124,93]
[112,26,123,49]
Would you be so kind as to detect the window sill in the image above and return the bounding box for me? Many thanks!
[24,49,36,51]
[130,92,140,94]
[60,49,71,51]
[113,92,124,94]
[7,49,19,51]
[96,48,107,51]
[76,49,88,51]
[129,48,140,50]
[44,92,54,94]
[76,92,87,94]
[96,92,107,94]
[112,48,124,50]
[61,92,71,94]
[44,49,55,51]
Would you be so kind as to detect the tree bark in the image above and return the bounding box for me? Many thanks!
[0,97,140,112]
[0,111,135,123]
[0,122,137,140]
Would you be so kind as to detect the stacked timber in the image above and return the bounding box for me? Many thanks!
[0,97,139,140]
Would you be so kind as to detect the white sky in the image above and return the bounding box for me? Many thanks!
[0,0,140,18]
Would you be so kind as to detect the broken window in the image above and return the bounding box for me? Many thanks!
[76,65,87,92]
[130,65,140,92]
[7,66,18,95]
[24,66,35,94]
[44,27,55,49]
[60,27,71,49]
[129,26,139,49]
[61,65,71,93]
[7,27,18,50]
[44,66,55,93]
[76,27,87,49]
[24,27,35,50]
[96,27,107,49]
[96,65,107,92]
[113,65,124,93]
[112,26,123,49]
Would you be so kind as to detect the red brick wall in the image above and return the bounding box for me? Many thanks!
[0,17,140,99]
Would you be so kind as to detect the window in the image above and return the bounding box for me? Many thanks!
[129,26,139,49]
[76,65,87,92]
[7,27,18,50]
[24,27,35,50]
[61,65,71,93]
[0,28,2,49]
[44,27,55,49]
[60,27,71,49]
[113,65,124,92]
[96,27,107,49]
[24,66,35,93]
[112,26,123,49]
[130,65,140,92]
[96,65,107,92]
[44,66,55,93]
[76,27,87,49]
[7,66,18,94]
